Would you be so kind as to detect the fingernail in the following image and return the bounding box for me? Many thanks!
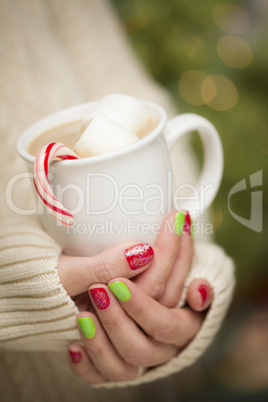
[108,281,131,301]
[198,284,210,308]
[175,211,193,237]
[69,350,82,363]
[89,287,110,310]
[125,243,154,270]
[77,317,96,339]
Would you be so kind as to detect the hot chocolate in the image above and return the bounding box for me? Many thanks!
[28,94,156,158]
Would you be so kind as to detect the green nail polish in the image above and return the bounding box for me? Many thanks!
[108,282,131,301]
[175,210,186,236]
[77,317,96,339]
[175,210,193,237]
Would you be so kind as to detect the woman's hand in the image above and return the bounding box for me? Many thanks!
[132,210,212,310]
[68,276,211,384]
[67,211,213,384]
[58,241,154,311]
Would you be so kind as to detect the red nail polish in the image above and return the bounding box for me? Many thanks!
[198,285,209,307]
[69,350,82,363]
[125,243,154,270]
[183,211,192,235]
[89,288,110,310]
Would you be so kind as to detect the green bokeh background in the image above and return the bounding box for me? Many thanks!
[111,1,268,400]
[112,0,268,295]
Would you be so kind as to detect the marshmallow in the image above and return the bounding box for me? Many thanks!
[81,94,150,136]
[73,115,139,158]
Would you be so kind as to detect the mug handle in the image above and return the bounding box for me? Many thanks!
[164,113,223,216]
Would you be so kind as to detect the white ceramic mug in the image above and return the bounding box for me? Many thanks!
[17,100,223,256]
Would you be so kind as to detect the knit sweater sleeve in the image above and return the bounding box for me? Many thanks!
[0,220,80,351]
[0,218,234,387]
[0,222,234,389]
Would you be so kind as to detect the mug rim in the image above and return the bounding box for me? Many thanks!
[17,99,167,166]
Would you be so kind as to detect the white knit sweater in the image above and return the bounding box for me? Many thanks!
[0,0,235,400]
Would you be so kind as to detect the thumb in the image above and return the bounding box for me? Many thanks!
[58,242,154,297]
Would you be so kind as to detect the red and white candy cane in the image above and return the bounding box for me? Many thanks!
[33,142,79,226]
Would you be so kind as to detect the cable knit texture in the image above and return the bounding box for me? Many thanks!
[0,220,80,350]
[0,0,235,399]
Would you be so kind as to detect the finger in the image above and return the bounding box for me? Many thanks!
[68,344,105,385]
[134,210,194,305]
[158,211,194,307]
[109,278,203,348]
[76,312,140,382]
[186,279,213,311]
[88,284,178,367]
[133,211,181,299]
[58,242,154,297]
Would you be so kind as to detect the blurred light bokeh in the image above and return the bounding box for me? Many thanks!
[112,0,268,400]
